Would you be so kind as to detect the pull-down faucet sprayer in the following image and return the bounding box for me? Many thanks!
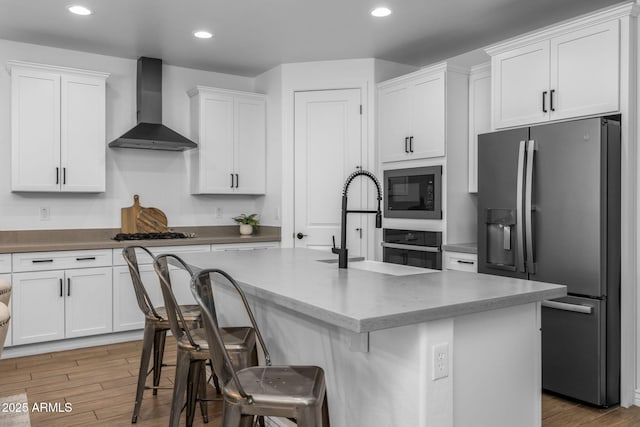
[331,169,383,268]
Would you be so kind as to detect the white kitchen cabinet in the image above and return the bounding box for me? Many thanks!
[11,249,113,345]
[8,61,109,192]
[12,267,112,345]
[444,251,478,273]
[468,63,492,193]
[378,68,445,162]
[489,18,619,129]
[189,86,266,194]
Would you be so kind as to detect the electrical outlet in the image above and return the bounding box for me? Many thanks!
[39,207,50,221]
[432,342,449,380]
[275,208,280,221]
[215,207,223,218]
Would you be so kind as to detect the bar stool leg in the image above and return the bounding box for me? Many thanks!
[152,328,167,395]
[132,321,155,423]
[199,361,209,423]
[322,392,330,426]
[186,361,200,427]
[170,349,192,427]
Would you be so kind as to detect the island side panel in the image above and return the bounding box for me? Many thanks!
[453,302,541,427]
[211,282,455,427]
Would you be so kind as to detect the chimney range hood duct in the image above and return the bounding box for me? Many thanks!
[109,57,197,151]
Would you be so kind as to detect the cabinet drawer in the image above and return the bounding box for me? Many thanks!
[0,254,11,273]
[112,244,211,266]
[13,249,112,272]
[211,242,279,251]
[444,252,478,272]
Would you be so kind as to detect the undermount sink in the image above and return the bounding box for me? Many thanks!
[317,258,437,276]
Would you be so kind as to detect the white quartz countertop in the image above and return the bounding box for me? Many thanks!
[179,248,566,333]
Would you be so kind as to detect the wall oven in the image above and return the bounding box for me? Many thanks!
[384,166,442,220]
[382,229,442,270]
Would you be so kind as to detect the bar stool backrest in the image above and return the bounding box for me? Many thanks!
[191,268,271,402]
[153,254,199,349]
[122,246,162,320]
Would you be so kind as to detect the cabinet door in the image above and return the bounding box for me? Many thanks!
[1,273,12,347]
[550,20,619,121]
[61,74,106,192]
[235,96,266,194]
[468,65,492,193]
[11,68,61,191]
[113,265,163,332]
[378,83,411,162]
[65,267,113,338]
[492,41,550,129]
[198,92,235,193]
[410,72,445,158]
[12,271,65,345]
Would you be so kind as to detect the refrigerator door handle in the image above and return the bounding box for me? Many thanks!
[516,140,526,272]
[542,300,593,314]
[525,140,535,273]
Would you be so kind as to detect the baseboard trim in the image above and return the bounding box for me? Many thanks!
[1,330,143,359]
[634,389,640,407]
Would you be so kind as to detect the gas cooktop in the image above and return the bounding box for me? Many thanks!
[113,232,195,241]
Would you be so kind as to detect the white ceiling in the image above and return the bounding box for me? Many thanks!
[0,0,627,76]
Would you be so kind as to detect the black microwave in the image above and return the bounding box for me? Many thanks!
[383,166,442,220]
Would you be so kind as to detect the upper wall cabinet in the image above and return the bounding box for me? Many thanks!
[378,68,445,162]
[188,86,266,195]
[488,16,620,129]
[8,61,109,192]
[468,63,491,193]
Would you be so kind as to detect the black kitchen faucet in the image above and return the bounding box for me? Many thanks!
[332,169,383,268]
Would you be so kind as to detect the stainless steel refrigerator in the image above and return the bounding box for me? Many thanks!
[477,116,620,407]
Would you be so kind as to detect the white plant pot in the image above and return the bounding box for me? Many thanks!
[239,224,253,235]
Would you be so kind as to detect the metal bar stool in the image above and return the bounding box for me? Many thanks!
[122,246,203,423]
[191,268,330,427]
[153,254,259,427]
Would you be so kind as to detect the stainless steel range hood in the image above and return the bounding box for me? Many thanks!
[109,57,197,151]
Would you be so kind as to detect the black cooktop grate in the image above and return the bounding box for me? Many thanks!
[113,232,195,241]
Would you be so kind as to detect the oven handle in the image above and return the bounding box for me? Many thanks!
[381,242,441,253]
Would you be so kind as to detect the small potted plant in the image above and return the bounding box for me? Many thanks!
[233,213,259,236]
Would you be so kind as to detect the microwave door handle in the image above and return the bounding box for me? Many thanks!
[516,140,526,273]
[525,140,535,273]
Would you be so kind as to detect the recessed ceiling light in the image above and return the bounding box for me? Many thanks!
[68,5,92,16]
[193,30,213,39]
[371,7,392,17]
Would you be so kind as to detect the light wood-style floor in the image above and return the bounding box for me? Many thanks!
[1,340,640,426]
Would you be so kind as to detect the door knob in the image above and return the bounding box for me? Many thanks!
[296,232,307,240]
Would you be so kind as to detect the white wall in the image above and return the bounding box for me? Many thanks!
[0,39,264,230]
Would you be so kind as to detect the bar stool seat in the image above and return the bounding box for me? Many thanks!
[225,366,327,410]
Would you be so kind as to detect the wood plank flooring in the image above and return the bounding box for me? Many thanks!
[1,340,640,426]
[0,340,222,426]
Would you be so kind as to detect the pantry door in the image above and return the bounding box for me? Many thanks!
[293,89,365,256]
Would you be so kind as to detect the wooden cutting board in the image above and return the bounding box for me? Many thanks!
[136,207,169,233]
[120,195,169,234]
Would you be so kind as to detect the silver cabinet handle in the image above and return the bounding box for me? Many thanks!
[516,140,526,273]
[456,260,475,265]
[542,300,593,314]
[525,140,535,273]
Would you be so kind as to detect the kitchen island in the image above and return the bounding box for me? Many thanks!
[178,248,566,427]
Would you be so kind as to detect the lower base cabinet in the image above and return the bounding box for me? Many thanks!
[444,251,478,272]
[12,267,112,345]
